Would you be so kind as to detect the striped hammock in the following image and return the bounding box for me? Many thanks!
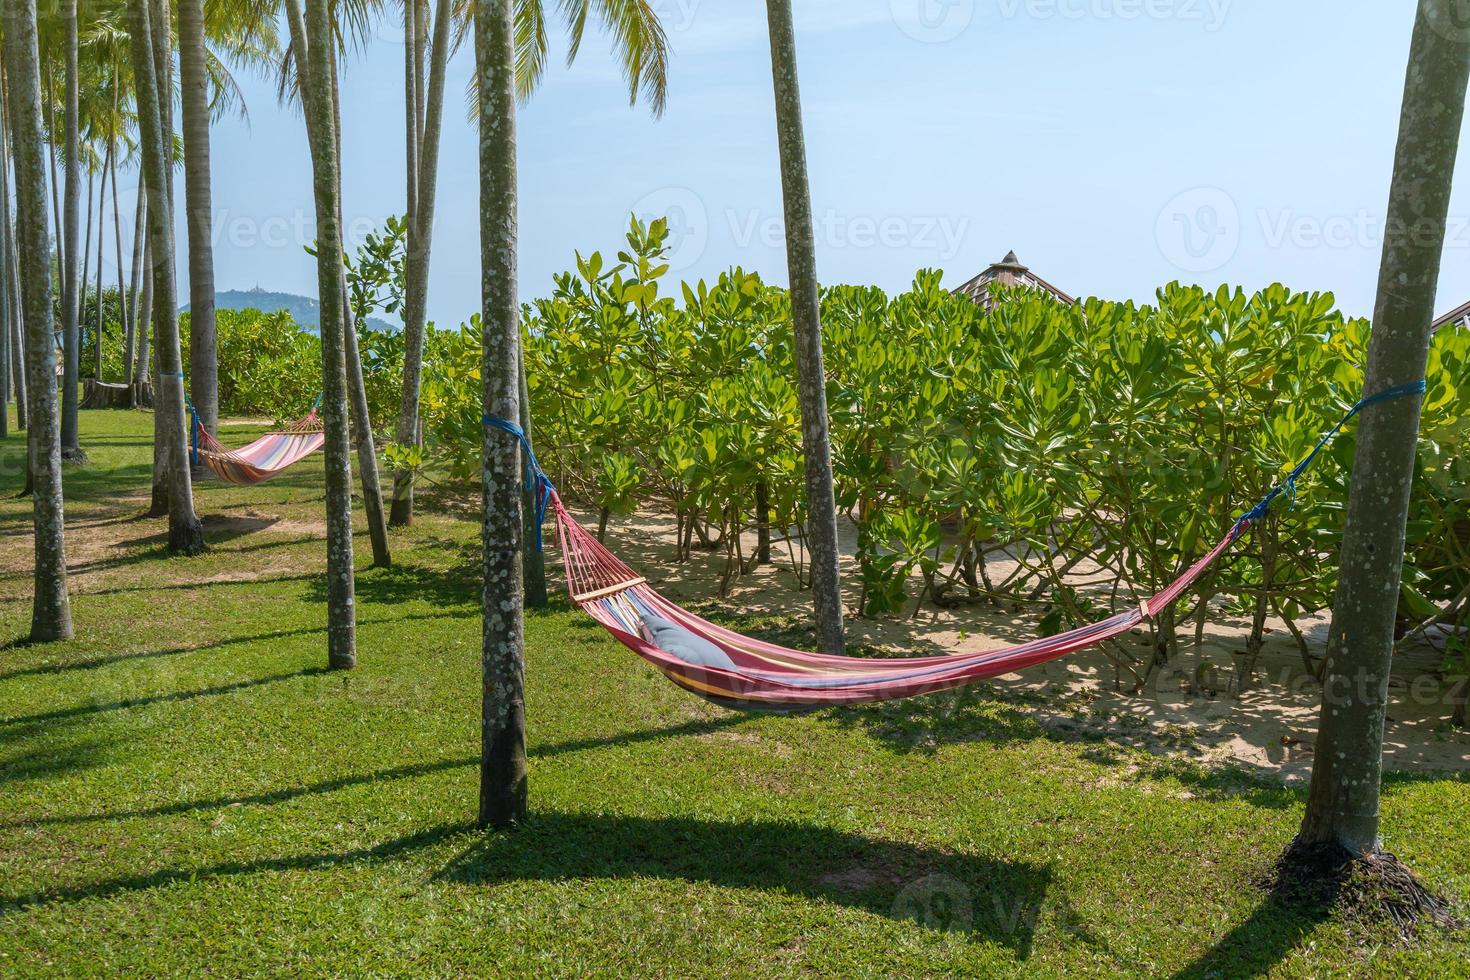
[532,379,1428,711]
[194,413,326,486]
[552,490,1237,711]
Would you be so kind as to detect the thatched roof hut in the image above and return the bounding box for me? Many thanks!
[953,251,1073,310]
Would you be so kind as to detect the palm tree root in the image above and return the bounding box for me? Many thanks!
[1272,838,1460,937]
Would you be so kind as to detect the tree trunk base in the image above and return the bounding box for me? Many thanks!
[167,518,207,556]
[61,446,88,466]
[388,495,413,527]
[145,484,168,518]
[1273,838,1459,936]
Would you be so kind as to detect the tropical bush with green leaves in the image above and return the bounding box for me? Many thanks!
[407,217,1467,695]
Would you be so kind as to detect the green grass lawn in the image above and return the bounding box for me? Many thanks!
[0,409,1466,977]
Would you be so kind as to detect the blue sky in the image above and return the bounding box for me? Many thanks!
[189,0,1470,329]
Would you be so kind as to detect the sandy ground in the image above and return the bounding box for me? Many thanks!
[579,505,1470,782]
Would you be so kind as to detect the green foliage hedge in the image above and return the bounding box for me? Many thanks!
[411,220,1467,690]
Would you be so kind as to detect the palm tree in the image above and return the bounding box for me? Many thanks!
[4,0,74,641]
[1288,0,1470,868]
[178,0,218,451]
[285,0,359,670]
[388,0,451,528]
[475,0,670,829]
[177,0,280,452]
[59,0,84,461]
[126,0,206,555]
[475,0,527,831]
[393,0,671,530]
[1,71,27,433]
[762,0,844,655]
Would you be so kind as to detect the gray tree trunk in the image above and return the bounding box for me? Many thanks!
[403,0,418,234]
[60,0,82,459]
[110,125,126,384]
[325,68,391,569]
[134,238,152,390]
[1296,0,1470,856]
[144,0,173,515]
[93,144,108,380]
[127,0,205,554]
[79,170,91,379]
[0,73,24,432]
[80,170,93,376]
[763,0,845,654]
[517,341,547,608]
[390,0,452,528]
[178,0,218,444]
[4,0,73,641]
[289,0,358,670]
[126,188,146,398]
[475,0,528,830]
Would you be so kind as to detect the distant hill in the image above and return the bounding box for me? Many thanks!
[183,288,398,334]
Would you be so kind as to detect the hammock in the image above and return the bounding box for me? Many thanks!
[192,411,326,486]
[500,379,1427,712]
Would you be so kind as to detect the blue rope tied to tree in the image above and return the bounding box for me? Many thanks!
[310,392,324,413]
[1232,379,1428,537]
[164,371,201,467]
[484,414,557,551]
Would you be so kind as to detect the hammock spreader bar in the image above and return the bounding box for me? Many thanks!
[490,379,1425,710]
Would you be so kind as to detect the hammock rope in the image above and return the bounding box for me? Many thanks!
[485,379,1427,710]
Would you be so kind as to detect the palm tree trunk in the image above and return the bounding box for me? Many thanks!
[475,0,528,831]
[59,0,82,460]
[94,142,109,380]
[763,0,845,655]
[288,0,358,670]
[517,340,546,608]
[178,0,218,446]
[110,125,125,383]
[126,186,146,398]
[4,0,73,641]
[390,0,452,528]
[403,0,418,231]
[145,0,174,513]
[127,0,205,554]
[326,47,391,570]
[133,236,152,390]
[343,291,391,568]
[1294,0,1470,859]
[1,72,25,432]
[80,168,93,376]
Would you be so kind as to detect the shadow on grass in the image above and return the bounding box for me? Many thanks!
[3,714,752,830]
[0,808,1052,954]
[440,812,1053,953]
[0,611,469,683]
[1170,893,1332,979]
[0,666,328,728]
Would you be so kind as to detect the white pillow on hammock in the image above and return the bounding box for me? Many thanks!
[639,614,738,671]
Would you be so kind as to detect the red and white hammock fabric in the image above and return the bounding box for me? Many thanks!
[551,491,1241,711]
[194,413,326,486]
